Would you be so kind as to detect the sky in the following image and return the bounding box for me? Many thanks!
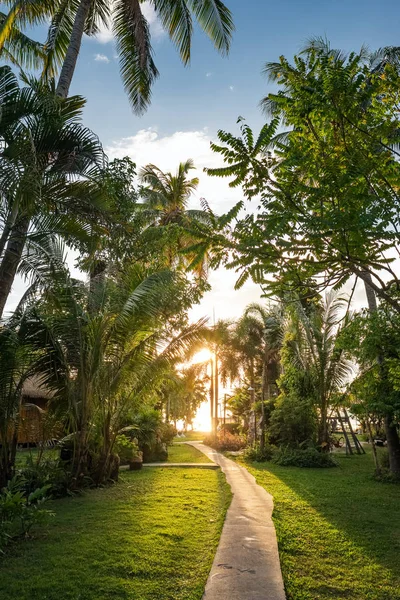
[6,0,400,320]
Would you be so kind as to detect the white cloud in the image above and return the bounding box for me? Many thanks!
[229,85,234,91]
[95,1,165,44]
[94,53,110,63]
[206,72,212,78]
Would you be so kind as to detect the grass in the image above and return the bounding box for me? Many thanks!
[166,443,212,463]
[15,447,59,468]
[173,431,207,442]
[240,450,400,600]
[0,467,230,600]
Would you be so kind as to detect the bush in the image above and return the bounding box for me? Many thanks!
[114,435,140,465]
[19,455,72,498]
[203,431,247,452]
[0,475,54,553]
[219,423,240,435]
[244,443,276,462]
[159,422,176,446]
[271,446,337,468]
[269,393,317,448]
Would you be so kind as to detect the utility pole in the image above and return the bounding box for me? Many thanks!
[214,347,219,435]
[210,359,215,435]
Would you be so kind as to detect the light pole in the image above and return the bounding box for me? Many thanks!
[248,386,257,446]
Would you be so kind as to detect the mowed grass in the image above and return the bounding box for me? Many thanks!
[173,431,207,442]
[241,450,400,600]
[166,443,212,463]
[0,468,231,600]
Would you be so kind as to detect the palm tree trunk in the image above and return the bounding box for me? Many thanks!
[0,215,30,319]
[363,273,400,475]
[56,0,92,98]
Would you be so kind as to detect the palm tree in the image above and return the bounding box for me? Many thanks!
[244,303,283,401]
[0,0,234,112]
[139,159,211,276]
[285,292,354,448]
[0,66,106,318]
[20,256,207,484]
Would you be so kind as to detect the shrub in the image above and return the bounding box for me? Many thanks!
[271,446,337,468]
[203,431,247,452]
[269,393,317,448]
[19,455,72,498]
[244,443,276,462]
[219,423,240,435]
[114,435,140,465]
[0,476,54,553]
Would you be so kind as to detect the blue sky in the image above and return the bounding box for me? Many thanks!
[71,0,400,143]
[6,0,400,319]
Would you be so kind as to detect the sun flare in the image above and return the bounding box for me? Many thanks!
[191,348,213,364]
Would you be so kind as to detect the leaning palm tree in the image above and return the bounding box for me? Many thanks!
[139,159,211,276]
[0,66,106,318]
[0,0,234,112]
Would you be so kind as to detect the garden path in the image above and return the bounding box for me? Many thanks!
[188,442,286,600]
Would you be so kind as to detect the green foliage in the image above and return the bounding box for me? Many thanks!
[271,446,337,468]
[0,0,234,113]
[269,393,317,448]
[0,475,53,552]
[339,305,400,419]
[206,42,400,312]
[243,443,276,462]
[269,293,352,448]
[18,454,71,498]
[113,435,140,465]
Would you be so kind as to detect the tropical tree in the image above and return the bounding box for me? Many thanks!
[18,255,207,485]
[0,66,106,318]
[139,160,211,277]
[206,41,400,312]
[165,363,208,429]
[340,304,400,474]
[273,293,353,449]
[0,0,234,112]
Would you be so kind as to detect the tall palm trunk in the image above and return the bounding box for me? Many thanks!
[363,273,400,475]
[0,215,30,319]
[56,0,92,98]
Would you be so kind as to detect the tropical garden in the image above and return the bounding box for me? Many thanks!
[0,0,399,597]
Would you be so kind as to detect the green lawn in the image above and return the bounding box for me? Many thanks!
[166,443,212,463]
[173,431,207,442]
[240,450,400,600]
[15,447,59,468]
[0,468,230,600]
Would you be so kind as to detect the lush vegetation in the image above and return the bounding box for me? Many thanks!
[0,468,231,599]
[240,450,400,600]
[0,0,400,593]
[197,41,400,476]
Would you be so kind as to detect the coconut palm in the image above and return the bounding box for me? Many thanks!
[285,292,354,447]
[139,159,211,276]
[0,0,234,112]
[244,303,283,400]
[0,66,106,318]
[20,256,207,484]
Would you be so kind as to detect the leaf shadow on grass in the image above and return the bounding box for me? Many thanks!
[244,452,400,600]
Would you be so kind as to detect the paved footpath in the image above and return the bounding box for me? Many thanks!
[189,442,286,600]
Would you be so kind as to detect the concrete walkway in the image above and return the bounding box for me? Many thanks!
[189,442,286,600]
